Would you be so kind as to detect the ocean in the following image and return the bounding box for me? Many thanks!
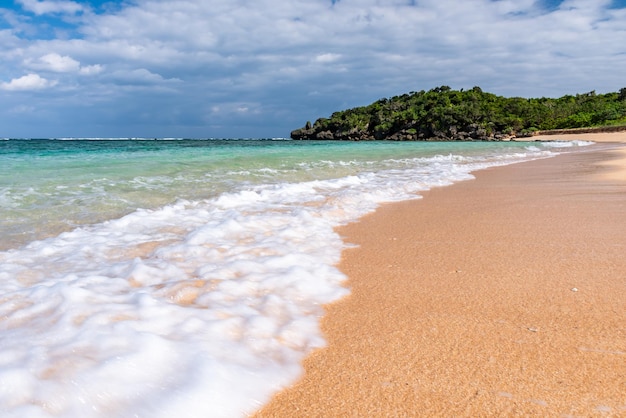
[0,138,592,417]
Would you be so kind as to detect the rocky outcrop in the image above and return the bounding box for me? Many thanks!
[291,122,514,141]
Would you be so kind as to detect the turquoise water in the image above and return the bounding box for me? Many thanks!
[1,139,549,250]
[0,138,591,417]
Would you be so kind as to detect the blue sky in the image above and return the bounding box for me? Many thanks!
[1,0,625,138]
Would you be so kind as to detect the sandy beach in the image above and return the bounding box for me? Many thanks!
[531,130,626,143]
[254,134,626,417]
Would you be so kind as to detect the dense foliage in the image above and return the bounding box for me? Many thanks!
[291,86,626,141]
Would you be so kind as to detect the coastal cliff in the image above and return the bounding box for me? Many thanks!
[291,86,626,141]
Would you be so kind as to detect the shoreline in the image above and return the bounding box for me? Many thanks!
[529,130,626,143]
[254,135,626,416]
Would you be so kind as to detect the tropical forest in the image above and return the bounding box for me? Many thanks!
[291,86,626,141]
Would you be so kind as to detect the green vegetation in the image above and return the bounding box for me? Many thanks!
[291,86,626,141]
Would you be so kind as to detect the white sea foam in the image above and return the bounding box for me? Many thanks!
[541,140,595,148]
[0,142,585,417]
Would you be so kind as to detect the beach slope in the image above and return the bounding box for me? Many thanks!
[255,141,626,416]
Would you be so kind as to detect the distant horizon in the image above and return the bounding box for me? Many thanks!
[1,136,292,140]
[3,84,626,141]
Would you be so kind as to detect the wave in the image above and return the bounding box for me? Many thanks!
[0,141,589,417]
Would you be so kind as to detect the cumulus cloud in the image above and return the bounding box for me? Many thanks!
[17,0,84,15]
[78,64,103,75]
[29,53,80,72]
[0,73,57,91]
[24,53,103,75]
[1,0,625,137]
[106,68,181,86]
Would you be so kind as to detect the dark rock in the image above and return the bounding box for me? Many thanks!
[316,130,334,140]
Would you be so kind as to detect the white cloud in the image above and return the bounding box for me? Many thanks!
[78,64,103,75]
[314,53,341,63]
[0,73,57,91]
[17,0,84,15]
[1,0,626,137]
[33,53,80,72]
[22,53,103,78]
[107,68,180,85]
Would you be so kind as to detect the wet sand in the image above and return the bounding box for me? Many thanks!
[254,139,626,417]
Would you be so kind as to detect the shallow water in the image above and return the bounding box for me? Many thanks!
[0,138,592,417]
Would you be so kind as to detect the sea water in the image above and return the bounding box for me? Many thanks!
[0,138,592,417]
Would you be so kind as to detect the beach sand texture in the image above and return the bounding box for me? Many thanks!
[255,139,626,416]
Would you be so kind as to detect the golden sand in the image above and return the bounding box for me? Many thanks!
[254,137,626,417]
[530,130,626,143]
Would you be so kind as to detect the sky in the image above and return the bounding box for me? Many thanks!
[1,0,625,138]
